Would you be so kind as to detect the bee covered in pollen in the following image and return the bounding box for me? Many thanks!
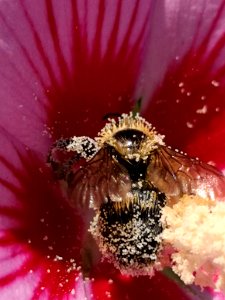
[48,112,225,276]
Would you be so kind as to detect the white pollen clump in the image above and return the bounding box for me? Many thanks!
[186,122,194,128]
[211,80,220,87]
[66,136,98,160]
[161,195,225,292]
[196,105,207,114]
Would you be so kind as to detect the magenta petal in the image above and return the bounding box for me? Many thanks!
[138,0,225,102]
[45,0,153,139]
[0,128,193,300]
[0,1,212,299]
[211,290,225,300]
[0,0,154,149]
[140,1,225,167]
[90,263,191,300]
[0,130,88,298]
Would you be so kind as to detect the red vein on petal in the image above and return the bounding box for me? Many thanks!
[127,6,151,64]
[46,1,151,139]
[201,33,225,75]
[70,0,88,74]
[45,0,70,83]
[0,250,25,264]
[191,0,225,65]
[118,0,141,58]
[0,130,86,298]
[83,0,88,44]
[19,0,59,88]
[1,1,151,140]
[146,2,225,167]
[92,0,105,61]
[1,0,151,138]
[0,267,30,288]
[0,11,47,91]
[170,2,225,79]
[104,0,122,59]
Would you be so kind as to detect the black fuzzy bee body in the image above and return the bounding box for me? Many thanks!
[48,112,225,275]
[97,185,166,272]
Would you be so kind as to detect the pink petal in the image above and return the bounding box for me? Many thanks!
[90,263,191,299]
[0,130,87,299]
[0,0,153,151]
[0,1,193,299]
[0,127,192,299]
[212,290,225,300]
[140,0,225,168]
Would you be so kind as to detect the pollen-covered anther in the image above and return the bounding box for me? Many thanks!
[161,195,225,292]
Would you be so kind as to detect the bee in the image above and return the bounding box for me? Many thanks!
[48,112,225,275]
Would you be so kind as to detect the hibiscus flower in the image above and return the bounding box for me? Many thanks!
[0,0,225,299]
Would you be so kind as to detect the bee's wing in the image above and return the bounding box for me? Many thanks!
[69,147,131,209]
[147,146,225,202]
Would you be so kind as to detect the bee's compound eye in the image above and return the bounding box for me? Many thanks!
[113,129,147,157]
[114,129,146,144]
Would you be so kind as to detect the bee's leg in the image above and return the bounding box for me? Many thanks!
[47,138,78,180]
[66,136,98,160]
[47,137,98,181]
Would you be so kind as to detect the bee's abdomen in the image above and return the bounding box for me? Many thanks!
[90,185,166,275]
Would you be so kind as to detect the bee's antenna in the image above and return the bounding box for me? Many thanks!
[132,97,142,116]
[103,98,142,121]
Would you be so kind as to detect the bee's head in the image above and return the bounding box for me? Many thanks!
[110,129,149,161]
[96,112,165,161]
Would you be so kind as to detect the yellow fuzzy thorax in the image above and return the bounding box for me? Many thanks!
[95,112,165,151]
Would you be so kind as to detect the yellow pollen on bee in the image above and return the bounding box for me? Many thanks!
[112,189,157,212]
[95,112,165,148]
